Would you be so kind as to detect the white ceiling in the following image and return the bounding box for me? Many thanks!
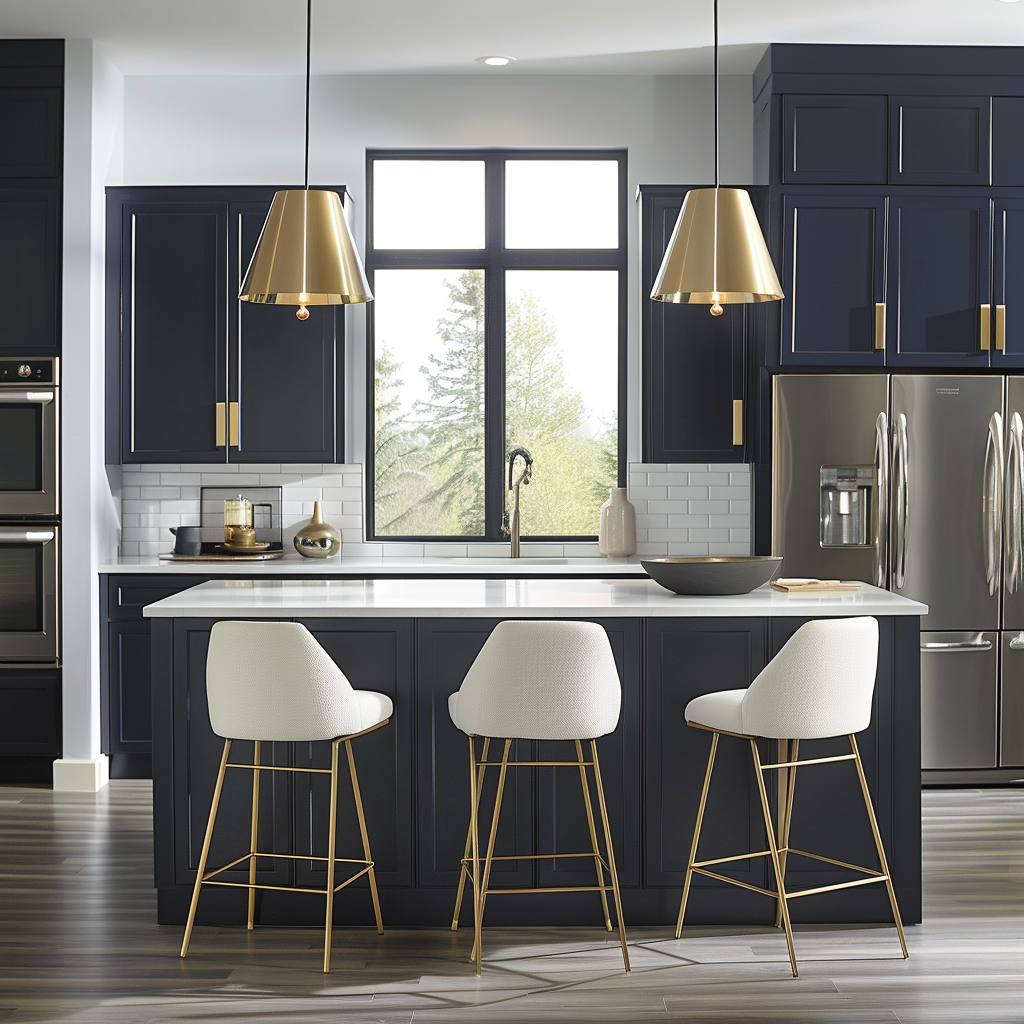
[2,0,1024,76]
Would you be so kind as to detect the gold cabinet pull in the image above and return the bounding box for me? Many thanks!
[874,302,886,350]
[229,401,239,447]
[981,303,991,351]
[997,304,1007,352]
[732,399,743,447]
[215,402,226,446]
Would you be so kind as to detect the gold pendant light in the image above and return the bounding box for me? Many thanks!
[650,0,782,315]
[239,0,372,318]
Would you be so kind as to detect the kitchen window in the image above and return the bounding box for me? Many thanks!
[366,149,627,541]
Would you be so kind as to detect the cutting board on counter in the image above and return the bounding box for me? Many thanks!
[159,552,285,562]
[771,578,862,593]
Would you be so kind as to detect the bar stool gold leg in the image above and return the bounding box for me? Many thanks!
[576,739,612,931]
[345,739,384,936]
[751,739,798,977]
[849,734,909,959]
[774,739,798,929]
[591,740,630,973]
[323,739,341,973]
[452,737,490,930]
[471,738,511,963]
[181,739,231,958]
[247,741,261,930]
[467,736,484,976]
[676,730,719,938]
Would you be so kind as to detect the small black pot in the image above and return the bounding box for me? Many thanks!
[169,526,202,556]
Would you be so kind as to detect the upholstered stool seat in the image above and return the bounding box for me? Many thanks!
[449,620,630,974]
[677,616,908,977]
[179,621,393,972]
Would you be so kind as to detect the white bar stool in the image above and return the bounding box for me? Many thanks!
[448,620,630,974]
[677,616,908,977]
[179,621,393,972]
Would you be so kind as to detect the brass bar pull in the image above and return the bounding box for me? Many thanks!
[874,302,885,350]
[229,401,239,447]
[980,304,991,351]
[732,400,743,447]
[215,402,226,446]
[997,304,1006,351]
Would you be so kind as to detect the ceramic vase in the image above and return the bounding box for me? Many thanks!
[599,487,636,557]
[293,501,342,559]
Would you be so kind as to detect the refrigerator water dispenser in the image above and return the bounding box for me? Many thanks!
[820,466,873,547]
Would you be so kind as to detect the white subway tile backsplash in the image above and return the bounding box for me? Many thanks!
[667,485,710,500]
[689,500,730,515]
[709,485,751,500]
[629,486,668,500]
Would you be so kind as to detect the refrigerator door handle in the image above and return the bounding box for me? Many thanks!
[1006,413,1024,595]
[893,413,909,590]
[983,412,1005,597]
[921,639,994,652]
[1009,632,1024,650]
[874,411,890,588]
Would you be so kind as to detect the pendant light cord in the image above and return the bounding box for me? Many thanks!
[714,0,719,189]
[304,0,312,191]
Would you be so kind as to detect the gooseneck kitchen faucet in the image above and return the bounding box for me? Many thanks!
[503,447,533,558]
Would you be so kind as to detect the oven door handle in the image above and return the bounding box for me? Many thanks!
[0,528,55,544]
[0,391,54,405]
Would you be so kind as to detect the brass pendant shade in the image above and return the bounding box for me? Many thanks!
[650,187,784,307]
[238,189,373,307]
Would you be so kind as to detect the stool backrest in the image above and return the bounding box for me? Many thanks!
[206,621,362,741]
[741,616,878,740]
[455,620,622,740]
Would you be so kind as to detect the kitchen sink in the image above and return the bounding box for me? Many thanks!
[450,557,569,565]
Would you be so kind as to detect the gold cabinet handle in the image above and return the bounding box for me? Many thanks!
[981,303,991,351]
[875,302,886,350]
[997,304,1006,352]
[215,402,226,446]
[732,399,743,447]
[229,401,239,447]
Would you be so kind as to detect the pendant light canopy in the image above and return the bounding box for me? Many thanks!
[650,0,782,315]
[239,0,372,319]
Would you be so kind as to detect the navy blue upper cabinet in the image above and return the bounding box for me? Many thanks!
[228,202,338,464]
[107,186,344,465]
[115,200,227,463]
[641,186,747,463]
[0,88,61,179]
[781,194,887,365]
[992,199,1024,366]
[993,98,1024,186]
[890,96,991,186]
[782,95,888,184]
[886,195,991,367]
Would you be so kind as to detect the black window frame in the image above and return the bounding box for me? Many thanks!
[365,147,628,543]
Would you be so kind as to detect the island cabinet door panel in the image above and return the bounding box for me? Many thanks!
[0,187,60,356]
[993,98,1024,186]
[644,619,767,896]
[291,620,413,893]
[890,96,990,186]
[227,203,339,464]
[106,621,152,753]
[782,95,888,184]
[641,188,746,463]
[767,617,898,922]
[886,195,991,367]
[536,619,642,891]
[118,202,227,463]
[416,620,534,892]
[991,200,1024,366]
[171,623,291,893]
[780,194,887,365]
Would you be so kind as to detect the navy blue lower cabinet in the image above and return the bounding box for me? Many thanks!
[992,198,1024,367]
[106,621,153,755]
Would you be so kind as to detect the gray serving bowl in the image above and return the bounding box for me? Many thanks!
[641,556,783,596]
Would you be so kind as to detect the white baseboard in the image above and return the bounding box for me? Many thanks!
[52,756,110,792]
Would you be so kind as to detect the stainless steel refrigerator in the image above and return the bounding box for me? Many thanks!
[773,374,1024,779]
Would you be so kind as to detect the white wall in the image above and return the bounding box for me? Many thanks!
[58,40,123,791]
[122,72,754,465]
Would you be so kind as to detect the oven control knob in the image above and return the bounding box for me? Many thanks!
[18,364,31,378]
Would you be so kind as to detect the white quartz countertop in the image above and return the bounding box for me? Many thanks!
[101,555,647,576]
[142,578,927,619]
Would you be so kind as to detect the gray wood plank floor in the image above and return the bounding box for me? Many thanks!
[0,782,1021,1023]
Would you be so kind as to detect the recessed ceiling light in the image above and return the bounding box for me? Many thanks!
[475,55,515,66]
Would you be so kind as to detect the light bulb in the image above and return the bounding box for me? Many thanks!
[296,305,310,320]
[710,292,724,316]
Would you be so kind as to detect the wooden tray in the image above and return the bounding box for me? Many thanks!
[159,552,285,562]
[771,578,862,593]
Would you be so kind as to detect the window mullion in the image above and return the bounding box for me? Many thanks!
[483,155,506,543]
